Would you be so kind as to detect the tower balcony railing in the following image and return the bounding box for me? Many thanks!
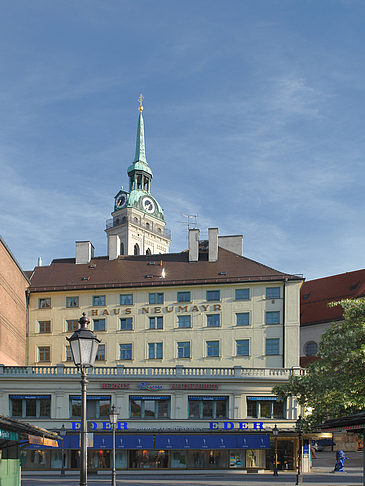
[106,217,171,240]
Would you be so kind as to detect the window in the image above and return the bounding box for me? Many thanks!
[206,290,220,301]
[177,315,191,328]
[120,344,132,360]
[206,341,219,357]
[10,395,51,418]
[66,320,79,332]
[266,287,280,299]
[236,313,249,326]
[188,396,228,419]
[120,294,133,305]
[93,319,105,331]
[70,396,110,419]
[65,346,73,361]
[38,346,50,362]
[305,341,318,357]
[266,338,280,355]
[120,318,133,330]
[246,397,285,419]
[235,288,250,300]
[38,321,51,334]
[236,339,250,356]
[38,298,51,309]
[149,316,163,329]
[207,314,220,327]
[149,293,164,304]
[130,396,170,419]
[92,295,105,306]
[177,291,191,303]
[66,296,79,308]
[96,344,105,361]
[148,342,163,359]
[265,311,280,325]
[177,342,191,358]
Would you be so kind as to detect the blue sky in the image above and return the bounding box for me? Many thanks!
[1,0,365,280]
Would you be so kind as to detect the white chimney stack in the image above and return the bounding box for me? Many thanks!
[37,257,42,267]
[208,228,219,262]
[76,241,95,264]
[188,229,200,262]
[108,234,120,260]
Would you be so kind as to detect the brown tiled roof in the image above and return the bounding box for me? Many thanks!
[301,269,365,327]
[29,248,302,293]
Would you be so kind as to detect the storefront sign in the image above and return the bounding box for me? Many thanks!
[89,304,222,317]
[209,422,264,430]
[0,429,18,441]
[171,383,219,390]
[100,382,220,390]
[100,383,130,389]
[71,421,264,431]
[137,382,163,391]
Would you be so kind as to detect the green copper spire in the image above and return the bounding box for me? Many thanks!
[133,94,147,164]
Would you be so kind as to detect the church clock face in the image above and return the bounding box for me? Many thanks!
[116,193,127,209]
[142,196,155,214]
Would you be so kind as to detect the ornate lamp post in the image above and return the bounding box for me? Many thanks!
[59,424,67,476]
[273,424,279,476]
[296,415,304,485]
[109,404,119,486]
[67,313,100,486]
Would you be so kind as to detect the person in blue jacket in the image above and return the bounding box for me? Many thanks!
[333,450,349,472]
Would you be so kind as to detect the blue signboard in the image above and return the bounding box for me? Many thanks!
[155,434,271,450]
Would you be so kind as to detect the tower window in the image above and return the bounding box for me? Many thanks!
[146,248,151,255]
[134,243,140,255]
[120,242,124,255]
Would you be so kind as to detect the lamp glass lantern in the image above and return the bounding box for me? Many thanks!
[109,405,119,425]
[67,313,100,368]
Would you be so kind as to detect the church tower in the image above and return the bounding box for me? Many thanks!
[105,95,171,257]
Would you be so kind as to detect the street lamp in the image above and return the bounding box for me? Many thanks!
[59,424,67,476]
[273,424,279,476]
[67,313,100,486]
[109,404,119,486]
[296,415,304,485]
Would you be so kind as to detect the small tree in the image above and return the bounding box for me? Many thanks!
[273,299,365,429]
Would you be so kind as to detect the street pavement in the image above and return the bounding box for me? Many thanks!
[21,451,364,486]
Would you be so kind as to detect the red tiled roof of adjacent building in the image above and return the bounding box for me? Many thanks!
[28,248,302,293]
[301,269,365,327]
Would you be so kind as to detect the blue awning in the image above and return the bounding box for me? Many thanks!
[247,397,278,401]
[155,434,271,450]
[188,396,228,401]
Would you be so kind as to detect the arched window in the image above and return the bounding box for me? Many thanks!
[146,222,150,229]
[305,341,318,357]
[120,242,124,255]
[146,248,151,255]
[134,244,140,255]
[122,216,127,224]
[134,217,139,223]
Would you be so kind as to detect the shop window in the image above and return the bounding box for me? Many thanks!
[120,294,133,305]
[38,346,50,362]
[149,292,164,304]
[93,319,105,331]
[92,295,105,306]
[266,287,280,299]
[246,397,285,419]
[66,319,79,332]
[70,395,110,419]
[177,341,191,358]
[10,395,51,418]
[38,298,51,309]
[236,339,249,356]
[305,341,318,356]
[177,291,191,303]
[206,290,220,301]
[178,315,191,328]
[148,342,163,359]
[236,313,249,326]
[206,340,219,357]
[149,316,163,329]
[129,396,170,418]
[120,318,133,330]
[266,338,280,355]
[66,296,79,308]
[235,288,250,300]
[207,314,220,327]
[265,311,280,325]
[38,321,51,333]
[188,396,228,419]
[95,344,105,361]
[119,344,132,360]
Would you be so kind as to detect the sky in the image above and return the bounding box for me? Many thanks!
[1,0,365,280]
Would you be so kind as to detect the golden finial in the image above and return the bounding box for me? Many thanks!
[138,93,144,112]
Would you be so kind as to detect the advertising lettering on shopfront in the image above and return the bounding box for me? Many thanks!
[89,304,222,317]
[71,421,264,431]
[99,382,220,390]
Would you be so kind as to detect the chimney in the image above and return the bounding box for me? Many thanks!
[188,229,200,262]
[208,228,219,262]
[76,241,94,264]
[37,257,42,267]
[108,234,120,260]
[218,235,243,256]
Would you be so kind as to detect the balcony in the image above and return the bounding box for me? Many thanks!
[106,217,171,240]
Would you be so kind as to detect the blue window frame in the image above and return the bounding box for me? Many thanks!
[149,316,163,329]
[177,291,191,303]
[206,341,219,357]
[235,288,250,300]
[148,343,163,359]
[120,318,133,330]
[178,315,191,328]
[66,296,79,308]
[236,312,249,326]
[120,344,132,360]
[206,290,220,301]
[120,294,133,305]
[266,338,280,355]
[93,295,105,306]
[93,319,105,331]
[265,311,280,325]
[95,344,105,361]
[38,298,51,309]
[266,287,280,299]
[207,314,220,327]
[236,339,249,356]
[149,293,164,304]
[177,342,190,358]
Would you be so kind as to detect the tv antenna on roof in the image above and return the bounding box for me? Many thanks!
[177,214,198,230]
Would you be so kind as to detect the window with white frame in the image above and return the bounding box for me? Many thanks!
[178,315,191,328]
[246,397,285,419]
[95,344,105,361]
[177,341,191,358]
[188,396,228,419]
[120,318,133,330]
[149,293,164,304]
[206,290,220,301]
[207,314,220,327]
[148,342,163,359]
[235,288,250,300]
[130,396,170,418]
[149,316,163,329]
[265,311,280,325]
[236,339,250,356]
[120,294,133,305]
[10,395,51,418]
[66,296,79,308]
[38,321,51,333]
[236,312,249,326]
[92,295,105,306]
[38,298,51,309]
[206,340,219,357]
[177,291,191,303]
[38,346,50,362]
[266,287,280,299]
[266,338,280,355]
[66,319,79,332]
[120,344,132,360]
[93,319,105,331]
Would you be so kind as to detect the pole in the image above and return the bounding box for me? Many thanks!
[362,430,365,486]
[274,434,278,476]
[80,367,88,486]
[296,429,303,485]
[112,419,116,486]
[61,438,65,476]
